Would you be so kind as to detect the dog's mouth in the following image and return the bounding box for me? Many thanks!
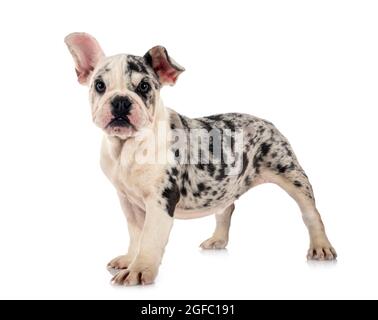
[106,116,131,128]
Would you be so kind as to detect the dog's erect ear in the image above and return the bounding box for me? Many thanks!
[144,46,185,86]
[64,33,105,85]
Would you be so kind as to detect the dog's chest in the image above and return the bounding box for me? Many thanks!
[100,138,150,208]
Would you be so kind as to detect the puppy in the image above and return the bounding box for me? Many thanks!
[65,32,337,286]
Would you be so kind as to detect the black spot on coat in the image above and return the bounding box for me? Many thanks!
[215,163,228,181]
[277,164,287,173]
[197,183,206,192]
[207,163,216,176]
[128,61,140,73]
[293,180,302,187]
[238,152,249,178]
[197,119,212,131]
[171,168,179,176]
[204,114,223,121]
[162,182,180,217]
[260,142,271,157]
[223,119,236,131]
[180,186,187,196]
[196,163,204,170]
[252,143,271,174]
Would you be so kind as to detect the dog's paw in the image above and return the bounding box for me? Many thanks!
[111,262,158,286]
[200,237,228,249]
[307,245,337,261]
[107,254,133,270]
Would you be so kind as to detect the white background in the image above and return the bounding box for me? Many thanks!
[0,0,377,299]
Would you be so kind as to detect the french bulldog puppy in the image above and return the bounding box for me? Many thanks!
[65,33,336,286]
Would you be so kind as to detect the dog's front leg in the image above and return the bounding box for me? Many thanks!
[108,193,145,270]
[111,196,174,286]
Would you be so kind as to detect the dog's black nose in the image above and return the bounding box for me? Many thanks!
[111,96,132,117]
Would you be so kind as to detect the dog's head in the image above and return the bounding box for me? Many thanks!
[65,33,184,139]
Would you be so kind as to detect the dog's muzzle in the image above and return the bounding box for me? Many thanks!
[108,96,132,128]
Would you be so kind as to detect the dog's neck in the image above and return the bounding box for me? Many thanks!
[105,98,170,163]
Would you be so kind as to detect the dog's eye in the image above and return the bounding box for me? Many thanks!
[137,81,150,94]
[95,80,106,94]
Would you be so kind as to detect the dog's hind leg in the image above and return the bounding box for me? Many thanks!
[200,204,235,249]
[263,166,337,260]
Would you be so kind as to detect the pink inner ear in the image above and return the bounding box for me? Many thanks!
[65,33,104,84]
[155,60,179,85]
[75,67,92,84]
